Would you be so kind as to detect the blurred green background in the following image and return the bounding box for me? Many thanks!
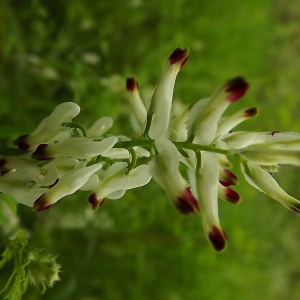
[1,0,300,299]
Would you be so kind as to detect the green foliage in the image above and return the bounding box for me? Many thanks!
[0,230,30,300]
[1,0,300,299]
[0,230,60,299]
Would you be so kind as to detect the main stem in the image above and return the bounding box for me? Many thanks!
[116,140,233,156]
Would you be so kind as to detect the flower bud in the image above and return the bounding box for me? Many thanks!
[148,48,190,139]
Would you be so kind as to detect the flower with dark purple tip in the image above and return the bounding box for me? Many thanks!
[13,102,80,150]
[148,47,190,139]
[88,162,151,210]
[194,152,228,252]
[149,138,199,214]
[33,163,103,211]
[126,76,147,133]
[187,77,249,144]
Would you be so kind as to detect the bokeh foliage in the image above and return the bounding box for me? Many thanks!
[1,0,300,299]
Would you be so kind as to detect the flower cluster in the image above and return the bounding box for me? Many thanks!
[1,47,300,252]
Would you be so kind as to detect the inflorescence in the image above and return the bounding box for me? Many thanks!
[1,47,300,252]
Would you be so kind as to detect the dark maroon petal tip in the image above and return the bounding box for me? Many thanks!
[176,187,200,214]
[31,144,51,161]
[33,194,51,212]
[244,107,258,117]
[219,169,238,187]
[0,158,7,169]
[126,77,138,92]
[224,169,238,180]
[13,134,30,150]
[169,47,189,65]
[271,131,280,136]
[290,203,300,214]
[88,193,105,210]
[208,225,227,252]
[225,188,241,204]
[225,77,249,102]
[219,180,231,187]
[180,56,189,69]
[88,193,97,208]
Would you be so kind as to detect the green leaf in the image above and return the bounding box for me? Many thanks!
[0,246,13,269]
[0,194,18,214]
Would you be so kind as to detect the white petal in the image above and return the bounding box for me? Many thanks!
[241,161,300,213]
[87,117,113,138]
[149,138,188,207]
[219,131,271,149]
[0,171,47,206]
[216,107,258,136]
[102,148,129,159]
[187,77,248,144]
[47,102,81,127]
[80,173,99,191]
[34,163,103,210]
[238,145,300,166]
[195,152,227,251]
[148,48,189,139]
[34,136,118,159]
[26,102,80,148]
[106,190,126,200]
[95,164,151,200]
[126,78,147,133]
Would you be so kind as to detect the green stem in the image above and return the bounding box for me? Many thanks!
[141,112,154,139]
[116,139,232,156]
[196,151,202,170]
[62,122,87,137]
[172,141,233,156]
[126,147,137,175]
[116,140,154,148]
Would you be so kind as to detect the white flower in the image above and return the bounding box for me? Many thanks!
[86,117,113,138]
[194,152,227,251]
[216,107,258,136]
[33,163,103,211]
[126,76,147,133]
[88,162,151,209]
[187,77,249,144]
[13,102,80,150]
[238,144,300,166]
[148,47,190,139]
[31,136,118,160]
[149,138,199,214]
[240,160,300,213]
[0,171,47,206]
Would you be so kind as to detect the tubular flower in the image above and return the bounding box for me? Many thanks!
[13,102,80,150]
[31,136,118,160]
[86,116,113,138]
[216,106,258,136]
[0,171,48,206]
[149,138,199,214]
[148,47,190,139]
[194,152,228,252]
[238,144,300,166]
[88,162,151,210]
[126,76,147,133]
[240,160,300,213]
[187,77,249,144]
[218,184,241,204]
[33,163,103,211]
